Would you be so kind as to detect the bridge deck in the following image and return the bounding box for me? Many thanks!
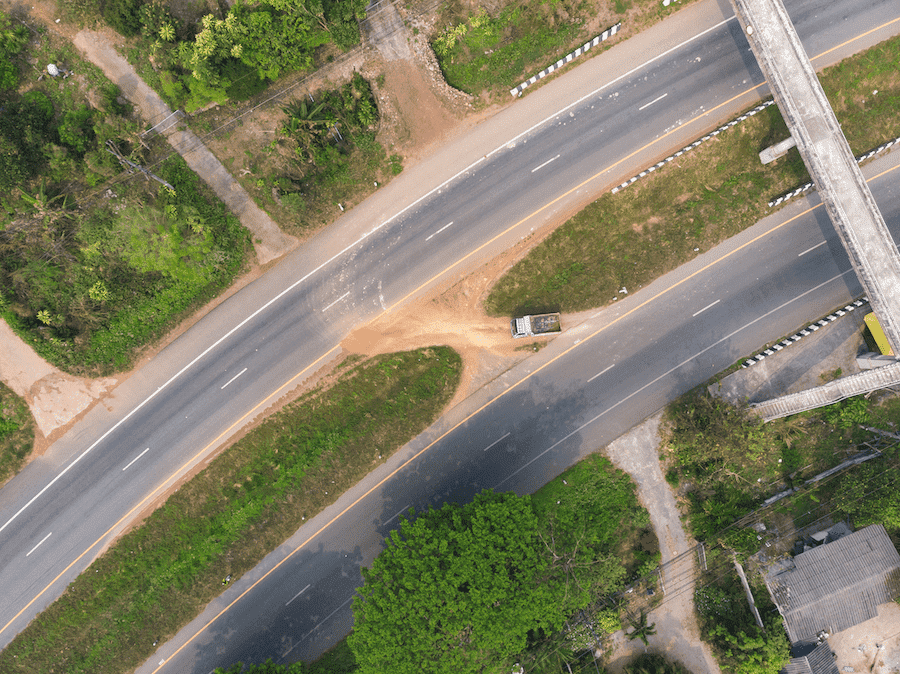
[730,0,900,354]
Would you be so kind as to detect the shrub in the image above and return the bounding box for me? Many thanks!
[102,0,145,36]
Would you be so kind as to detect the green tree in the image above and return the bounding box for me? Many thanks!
[102,0,145,36]
[707,616,790,674]
[822,396,870,429]
[321,0,368,49]
[625,653,691,674]
[182,1,331,106]
[834,460,900,530]
[531,455,638,605]
[215,660,305,673]
[0,91,56,189]
[696,574,789,674]
[0,10,28,91]
[57,105,95,155]
[350,490,568,674]
[627,612,657,646]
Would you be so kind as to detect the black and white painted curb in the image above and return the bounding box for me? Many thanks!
[611,100,776,194]
[768,135,900,207]
[741,298,869,368]
[510,23,621,97]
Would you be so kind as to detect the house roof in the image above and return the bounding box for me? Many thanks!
[780,642,839,674]
[766,524,900,645]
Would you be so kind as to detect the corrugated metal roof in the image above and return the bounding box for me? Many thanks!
[780,642,839,674]
[766,524,900,644]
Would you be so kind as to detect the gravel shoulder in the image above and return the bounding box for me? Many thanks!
[604,412,722,674]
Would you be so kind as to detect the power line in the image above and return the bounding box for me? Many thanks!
[65,0,450,208]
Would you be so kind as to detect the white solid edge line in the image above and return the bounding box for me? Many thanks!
[482,432,511,452]
[26,532,53,557]
[220,367,248,390]
[692,299,721,317]
[425,221,454,241]
[798,240,828,257]
[122,448,151,472]
[531,154,561,173]
[0,13,741,537]
[587,363,615,383]
[638,92,669,111]
[494,269,854,490]
[285,583,311,607]
[485,15,737,161]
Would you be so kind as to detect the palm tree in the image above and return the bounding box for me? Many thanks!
[627,612,657,646]
[281,98,329,164]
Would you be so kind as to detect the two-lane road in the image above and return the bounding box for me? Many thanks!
[1,0,898,662]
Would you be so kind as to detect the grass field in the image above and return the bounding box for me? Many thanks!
[0,347,461,674]
[430,0,701,101]
[0,382,34,487]
[485,34,900,317]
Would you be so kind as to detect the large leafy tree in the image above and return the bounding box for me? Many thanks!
[0,10,28,91]
[349,490,568,674]
[215,660,305,673]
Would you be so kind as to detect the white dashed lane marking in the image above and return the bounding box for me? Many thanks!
[693,299,721,317]
[220,368,248,390]
[425,222,454,242]
[798,241,827,257]
[588,364,615,383]
[531,155,560,173]
[638,92,668,111]
[26,532,52,557]
[122,447,151,471]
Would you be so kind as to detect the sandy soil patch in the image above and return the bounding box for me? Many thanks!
[0,318,117,450]
[342,256,544,410]
[828,602,900,674]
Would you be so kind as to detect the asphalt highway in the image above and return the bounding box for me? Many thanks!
[0,0,898,664]
[140,149,900,674]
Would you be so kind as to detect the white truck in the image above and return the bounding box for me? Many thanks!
[510,313,561,338]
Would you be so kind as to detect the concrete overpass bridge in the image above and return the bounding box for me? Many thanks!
[729,0,900,417]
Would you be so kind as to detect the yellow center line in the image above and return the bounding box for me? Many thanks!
[381,13,900,318]
[149,128,900,674]
[6,12,899,668]
[809,15,900,62]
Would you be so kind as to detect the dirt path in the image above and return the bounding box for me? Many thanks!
[0,320,116,447]
[70,30,296,265]
[604,413,722,674]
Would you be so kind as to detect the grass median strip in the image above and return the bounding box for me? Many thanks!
[485,34,900,317]
[0,347,462,674]
[0,381,34,488]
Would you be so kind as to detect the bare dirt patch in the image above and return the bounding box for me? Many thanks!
[376,57,463,164]
[342,265,536,411]
[828,602,900,674]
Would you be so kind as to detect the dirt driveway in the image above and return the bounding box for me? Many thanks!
[604,413,722,674]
